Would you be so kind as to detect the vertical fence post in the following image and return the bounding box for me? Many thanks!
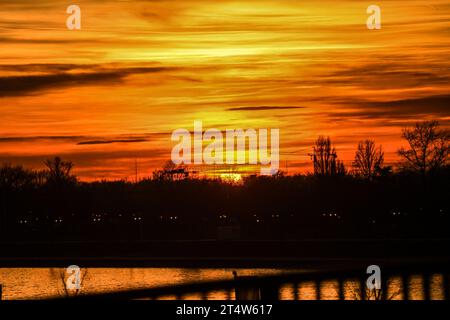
[423,273,431,301]
[338,278,345,300]
[315,280,321,300]
[402,274,410,300]
[381,275,388,300]
[359,278,366,300]
[293,283,299,300]
[444,274,449,301]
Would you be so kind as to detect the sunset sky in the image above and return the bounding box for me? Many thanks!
[0,0,449,180]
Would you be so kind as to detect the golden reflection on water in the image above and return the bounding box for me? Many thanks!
[0,268,445,300]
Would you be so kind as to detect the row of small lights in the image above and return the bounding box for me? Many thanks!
[322,213,342,219]
[17,209,447,225]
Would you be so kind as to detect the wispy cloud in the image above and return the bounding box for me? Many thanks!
[0,135,85,143]
[0,133,168,145]
[77,138,149,145]
[226,106,306,111]
[0,65,173,97]
[326,94,450,121]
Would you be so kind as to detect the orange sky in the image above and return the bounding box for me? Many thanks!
[0,0,449,180]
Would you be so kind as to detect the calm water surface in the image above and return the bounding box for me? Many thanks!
[0,268,445,300]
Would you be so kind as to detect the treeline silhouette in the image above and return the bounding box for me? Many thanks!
[0,121,448,241]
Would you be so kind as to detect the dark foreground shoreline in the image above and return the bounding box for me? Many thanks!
[1,238,449,268]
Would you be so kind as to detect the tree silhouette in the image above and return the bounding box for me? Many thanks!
[44,157,76,185]
[353,140,384,179]
[310,136,346,176]
[0,164,35,189]
[1,123,449,243]
[152,160,190,181]
[0,164,44,237]
[398,121,449,176]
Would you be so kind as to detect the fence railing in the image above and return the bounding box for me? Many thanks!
[55,262,449,300]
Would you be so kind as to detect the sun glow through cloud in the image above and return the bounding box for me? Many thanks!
[220,173,243,184]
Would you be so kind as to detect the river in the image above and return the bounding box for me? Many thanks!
[0,267,445,300]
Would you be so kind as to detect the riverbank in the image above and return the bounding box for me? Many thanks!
[1,238,449,267]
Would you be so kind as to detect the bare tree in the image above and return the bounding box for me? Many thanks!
[398,121,449,175]
[349,278,400,300]
[0,164,35,234]
[59,268,89,298]
[310,136,346,176]
[353,140,384,179]
[0,164,37,189]
[44,157,76,185]
[152,160,189,181]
